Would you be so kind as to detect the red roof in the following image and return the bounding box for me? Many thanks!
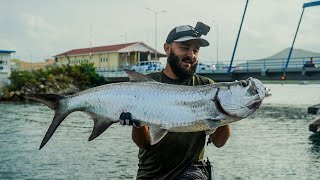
[55,42,138,57]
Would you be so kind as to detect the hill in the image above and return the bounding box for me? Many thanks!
[265,48,320,59]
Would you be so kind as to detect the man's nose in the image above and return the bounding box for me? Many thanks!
[186,49,195,58]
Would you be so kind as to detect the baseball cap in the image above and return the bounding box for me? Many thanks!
[166,24,210,47]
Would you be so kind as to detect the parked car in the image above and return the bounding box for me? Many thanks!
[131,61,164,72]
[196,63,215,72]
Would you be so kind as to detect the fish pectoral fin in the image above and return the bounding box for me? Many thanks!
[203,119,221,130]
[148,125,168,145]
[86,112,114,141]
[123,69,156,82]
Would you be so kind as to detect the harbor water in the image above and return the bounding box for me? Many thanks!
[0,84,320,179]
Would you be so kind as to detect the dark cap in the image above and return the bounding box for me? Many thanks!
[166,24,210,47]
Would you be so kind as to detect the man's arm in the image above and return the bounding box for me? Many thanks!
[210,125,230,148]
[132,126,151,148]
[119,112,151,148]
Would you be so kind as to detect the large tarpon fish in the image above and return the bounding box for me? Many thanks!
[25,70,266,149]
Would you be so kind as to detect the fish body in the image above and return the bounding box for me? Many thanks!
[25,70,266,149]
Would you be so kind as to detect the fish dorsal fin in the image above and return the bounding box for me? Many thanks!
[203,119,221,130]
[124,69,156,82]
[148,124,168,145]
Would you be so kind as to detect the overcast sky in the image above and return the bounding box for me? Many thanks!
[1,0,320,64]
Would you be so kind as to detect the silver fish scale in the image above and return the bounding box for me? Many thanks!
[67,82,219,132]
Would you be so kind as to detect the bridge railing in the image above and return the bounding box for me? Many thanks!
[95,56,320,77]
[232,56,320,70]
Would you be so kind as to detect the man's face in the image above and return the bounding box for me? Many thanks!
[167,40,200,79]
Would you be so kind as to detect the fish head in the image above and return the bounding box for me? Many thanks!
[216,77,266,118]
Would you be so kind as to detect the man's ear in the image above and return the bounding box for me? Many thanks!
[164,43,170,55]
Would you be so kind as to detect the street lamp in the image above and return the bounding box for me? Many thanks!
[120,32,129,68]
[145,8,166,61]
[212,20,219,67]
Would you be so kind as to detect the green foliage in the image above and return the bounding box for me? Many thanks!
[7,63,106,93]
[7,70,37,91]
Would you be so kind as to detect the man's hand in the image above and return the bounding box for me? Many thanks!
[119,112,141,128]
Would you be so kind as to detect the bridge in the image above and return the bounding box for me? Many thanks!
[96,56,320,83]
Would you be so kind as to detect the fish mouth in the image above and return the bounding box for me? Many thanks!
[247,100,262,110]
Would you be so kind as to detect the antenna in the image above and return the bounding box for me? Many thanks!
[89,24,93,59]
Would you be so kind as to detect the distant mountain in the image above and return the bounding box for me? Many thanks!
[237,48,320,69]
[265,48,320,59]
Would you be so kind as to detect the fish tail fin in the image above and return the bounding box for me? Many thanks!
[148,125,168,145]
[86,113,114,141]
[25,93,71,150]
[40,111,70,149]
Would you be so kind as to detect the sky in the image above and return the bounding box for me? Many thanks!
[1,0,320,64]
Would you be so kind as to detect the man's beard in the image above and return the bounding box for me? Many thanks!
[167,51,198,80]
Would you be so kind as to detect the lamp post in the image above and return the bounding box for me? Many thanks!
[212,20,219,67]
[120,32,129,68]
[145,8,166,61]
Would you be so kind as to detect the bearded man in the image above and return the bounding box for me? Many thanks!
[120,22,230,180]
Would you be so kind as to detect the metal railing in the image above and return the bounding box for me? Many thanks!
[221,56,319,71]
[95,56,320,77]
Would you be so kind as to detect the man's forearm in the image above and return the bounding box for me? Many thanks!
[132,126,151,148]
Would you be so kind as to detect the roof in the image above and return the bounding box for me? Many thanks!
[0,50,16,54]
[54,42,166,57]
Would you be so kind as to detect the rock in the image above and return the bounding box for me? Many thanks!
[309,118,320,133]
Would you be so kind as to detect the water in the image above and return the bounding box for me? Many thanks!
[0,84,320,180]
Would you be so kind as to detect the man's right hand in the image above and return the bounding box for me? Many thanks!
[119,112,141,128]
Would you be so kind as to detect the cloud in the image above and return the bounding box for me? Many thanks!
[21,13,58,40]
[1,0,319,63]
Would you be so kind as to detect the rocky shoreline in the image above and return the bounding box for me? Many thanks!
[0,64,106,102]
[0,82,81,102]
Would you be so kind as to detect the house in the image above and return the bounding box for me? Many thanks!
[54,42,166,71]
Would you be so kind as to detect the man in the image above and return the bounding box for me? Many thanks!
[120,22,230,179]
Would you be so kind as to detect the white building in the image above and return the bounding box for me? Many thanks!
[0,50,16,88]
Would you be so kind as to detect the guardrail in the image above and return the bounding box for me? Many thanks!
[230,56,319,71]
[96,56,320,77]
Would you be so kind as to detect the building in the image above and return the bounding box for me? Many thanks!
[54,42,166,71]
[0,50,16,77]
[15,59,56,71]
[0,50,16,89]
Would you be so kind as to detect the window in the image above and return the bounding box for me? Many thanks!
[100,57,108,63]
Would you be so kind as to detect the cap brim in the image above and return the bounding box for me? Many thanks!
[173,36,209,47]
